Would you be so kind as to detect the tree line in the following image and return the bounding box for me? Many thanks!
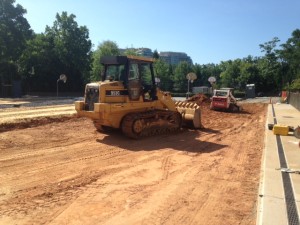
[1,0,300,96]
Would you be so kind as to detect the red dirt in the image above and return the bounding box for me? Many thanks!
[0,103,267,225]
[187,93,211,105]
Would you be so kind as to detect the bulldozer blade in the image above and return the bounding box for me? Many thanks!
[175,101,203,129]
[294,126,300,139]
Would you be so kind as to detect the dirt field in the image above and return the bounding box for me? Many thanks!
[0,102,267,225]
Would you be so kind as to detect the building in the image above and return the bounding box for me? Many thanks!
[119,48,193,65]
[136,48,153,58]
[192,86,212,95]
[159,51,193,65]
[119,48,153,58]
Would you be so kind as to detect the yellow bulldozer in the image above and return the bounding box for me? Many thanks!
[75,55,202,138]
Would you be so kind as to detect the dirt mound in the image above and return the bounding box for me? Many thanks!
[0,115,76,133]
[186,93,211,105]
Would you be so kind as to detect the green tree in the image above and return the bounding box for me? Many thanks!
[290,78,300,90]
[193,63,222,88]
[279,29,300,86]
[153,59,173,91]
[219,57,266,93]
[259,37,281,93]
[91,40,120,81]
[0,0,32,62]
[45,12,92,91]
[238,56,261,90]
[153,49,159,59]
[123,48,138,56]
[19,33,57,92]
[173,61,192,92]
[0,0,32,90]
[0,61,18,83]
[219,59,241,88]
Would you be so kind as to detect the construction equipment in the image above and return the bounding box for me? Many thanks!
[75,56,202,138]
[210,89,241,112]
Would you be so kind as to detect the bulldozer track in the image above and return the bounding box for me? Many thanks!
[121,110,182,139]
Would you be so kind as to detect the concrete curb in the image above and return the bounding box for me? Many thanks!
[257,103,300,225]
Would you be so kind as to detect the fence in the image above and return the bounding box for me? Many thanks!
[289,92,300,111]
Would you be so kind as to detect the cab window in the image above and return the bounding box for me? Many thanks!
[129,63,139,80]
[106,65,125,81]
[140,63,152,86]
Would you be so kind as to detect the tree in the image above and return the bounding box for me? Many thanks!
[290,78,300,91]
[173,61,192,92]
[193,63,222,88]
[259,37,281,93]
[259,37,280,57]
[45,12,92,91]
[123,48,138,56]
[91,40,120,81]
[153,49,159,59]
[19,33,57,92]
[280,29,300,86]
[192,64,204,87]
[153,59,173,91]
[238,56,263,92]
[0,0,32,91]
[0,0,32,62]
[219,60,241,88]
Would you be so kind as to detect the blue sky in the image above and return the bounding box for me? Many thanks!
[16,0,300,64]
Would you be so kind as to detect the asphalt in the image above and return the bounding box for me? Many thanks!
[256,101,300,225]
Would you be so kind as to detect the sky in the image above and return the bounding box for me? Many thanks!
[16,0,300,65]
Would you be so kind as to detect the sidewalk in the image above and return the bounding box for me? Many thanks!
[257,102,300,225]
[0,96,81,109]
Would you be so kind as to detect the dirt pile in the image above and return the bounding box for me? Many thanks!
[187,93,211,105]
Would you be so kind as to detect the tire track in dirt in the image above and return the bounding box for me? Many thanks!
[140,170,204,225]
[0,140,139,224]
[1,130,190,224]
[0,103,267,225]
[0,167,128,225]
[138,104,267,225]
[138,146,231,225]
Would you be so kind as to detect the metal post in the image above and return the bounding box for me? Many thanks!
[188,79,190,97]
[57,80,59,97]
[56,74,67,97]
[187,79,190,99]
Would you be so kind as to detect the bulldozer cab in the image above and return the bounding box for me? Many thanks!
[100,56,157,101]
